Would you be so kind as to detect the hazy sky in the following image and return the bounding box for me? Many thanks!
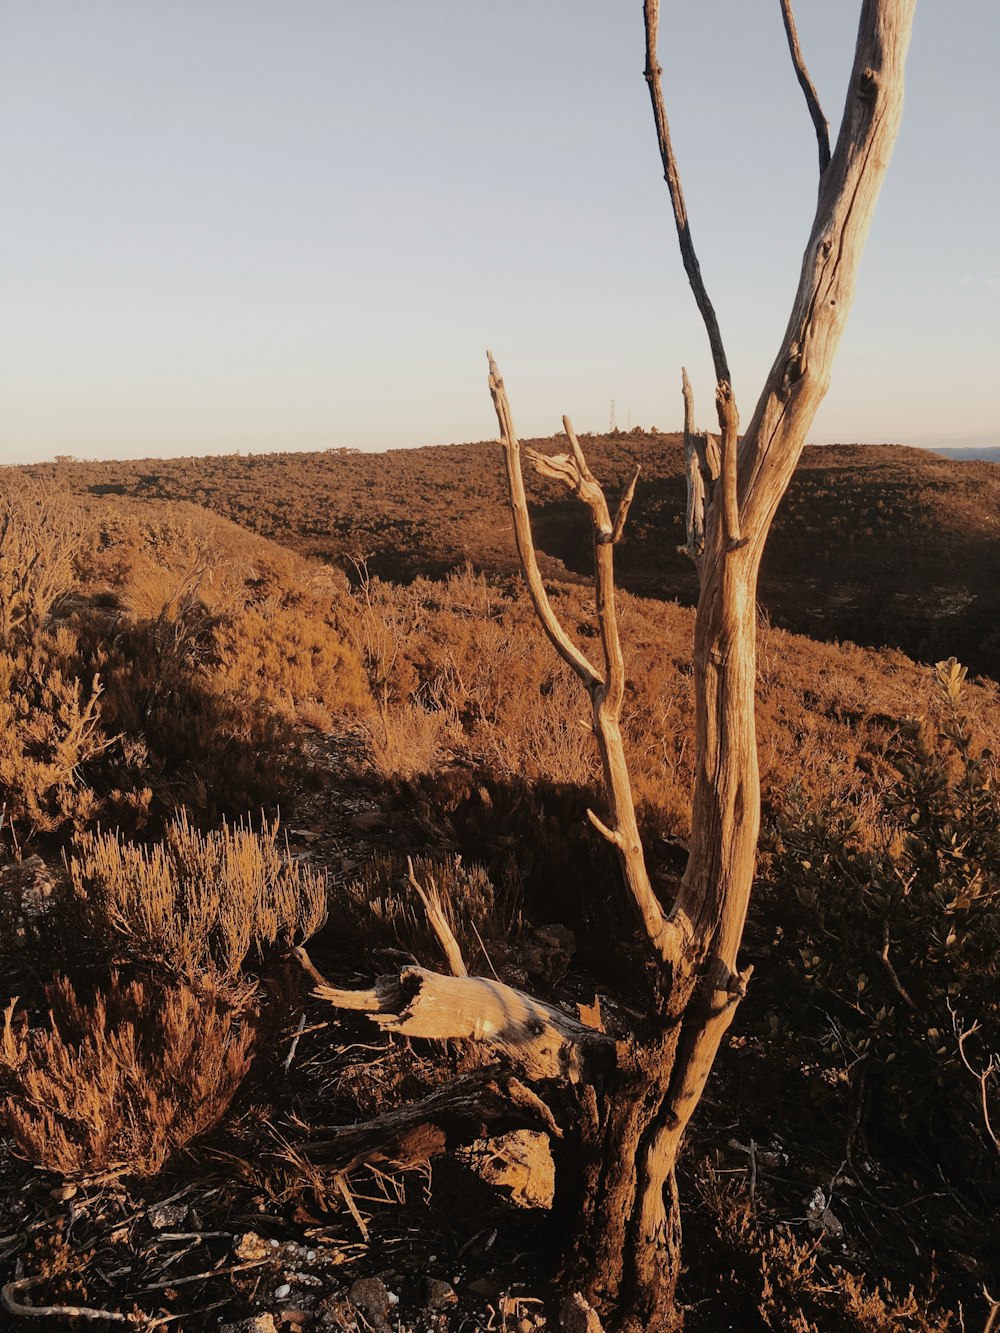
[1,2,998,464]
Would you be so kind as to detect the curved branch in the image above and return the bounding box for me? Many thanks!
[643,0,730,386]
[779,0,832,174]
[486,353,602,690]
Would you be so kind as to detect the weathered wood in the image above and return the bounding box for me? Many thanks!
[679,367,705,559]
[779,0,832,174]
[492,4,915,1327]
[406,856,468,979]
[291,1068,557,1173]
[488,371,683,971]
[299,948,613,1083]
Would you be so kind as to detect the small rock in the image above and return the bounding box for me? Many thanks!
[425,1278,458,1311]
[234,1231,271,1261]
[805,1186,845,1239]
[274,1283,291,1300]
[146,1201,188,1230]
[220,1317,278,1333]
[348,1276,392,1321]
[457,1130,556,1209]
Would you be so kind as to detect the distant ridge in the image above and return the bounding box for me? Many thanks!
[926,445,1000,463]
[19,435,1000,680]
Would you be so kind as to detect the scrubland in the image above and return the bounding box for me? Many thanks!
[0,466,997,1330]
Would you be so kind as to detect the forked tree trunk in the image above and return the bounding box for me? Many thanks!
[307,5,916,1330]
[561,4,915,1325]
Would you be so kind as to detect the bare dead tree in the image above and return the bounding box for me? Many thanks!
[300,4,916,1327]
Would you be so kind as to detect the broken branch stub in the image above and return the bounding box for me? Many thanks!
[299,948,613,1083]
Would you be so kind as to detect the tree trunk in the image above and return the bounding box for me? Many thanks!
[558,1026,689,1333]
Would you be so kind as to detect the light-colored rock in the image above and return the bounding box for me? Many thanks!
[146,1200,188,1230]
[457,1129,555,1209]
[220,1316,278,1333]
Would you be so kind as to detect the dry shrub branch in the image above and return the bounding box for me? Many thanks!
[0,973,254,1178]
[70,812,327,987]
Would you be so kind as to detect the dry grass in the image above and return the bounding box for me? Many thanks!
[69,812,327,987]
[0,973,254,1178]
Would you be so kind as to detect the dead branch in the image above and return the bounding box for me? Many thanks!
[880,921,916,1009]
[489,362,682,970]
[289,1068,558,1172]
[778,0,832,173]
[680,366,706,559]
[297,947,613,1082]
[611,466,641,544]
[486,352,601,690]
[642,0,729,386]
[1,1274,139,1324]
[407,855,468,978]
[950,1005,1000,1156]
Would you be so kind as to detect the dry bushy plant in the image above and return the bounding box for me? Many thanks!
[70,812,327,986]
[363,701,458,781]
[0,628,107,843]
[213,596,370,727]
[0,479,84,644]
[698,1174,953,1332]
[0,973,253,1178]
[337,852,518,974]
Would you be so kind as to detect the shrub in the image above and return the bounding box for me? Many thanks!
[337,852,518,975]
[0,973,253,1178]
[0,480,83,645]
[697,1174,953,1332]
[0,628,105,844]
[69,812,327,987]
[763,659,999,1173]
[213,596,370,726]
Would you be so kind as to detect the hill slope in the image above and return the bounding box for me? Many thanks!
[26,436,1000,678]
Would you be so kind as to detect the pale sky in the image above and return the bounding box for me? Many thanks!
[1,2,998,464]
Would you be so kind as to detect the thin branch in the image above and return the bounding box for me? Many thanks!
[643,0,730,386]
[612,466,641,544]
[487,353,601,690]
[778,0,832,174]
[407,856,468,978]
[680,366,706,560]
[1,1276,137,1325]
[880,921,916,1009]
[950,1003,999,1156]
[562,414,594,481]
[586,807,624,849]
[716,381,743,547]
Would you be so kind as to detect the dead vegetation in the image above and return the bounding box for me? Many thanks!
[1,461,998,1328]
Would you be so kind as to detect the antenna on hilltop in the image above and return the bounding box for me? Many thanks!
[610,399,618,432]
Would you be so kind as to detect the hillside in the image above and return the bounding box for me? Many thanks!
[1,474,999,1329]
[28,435,1000,679]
